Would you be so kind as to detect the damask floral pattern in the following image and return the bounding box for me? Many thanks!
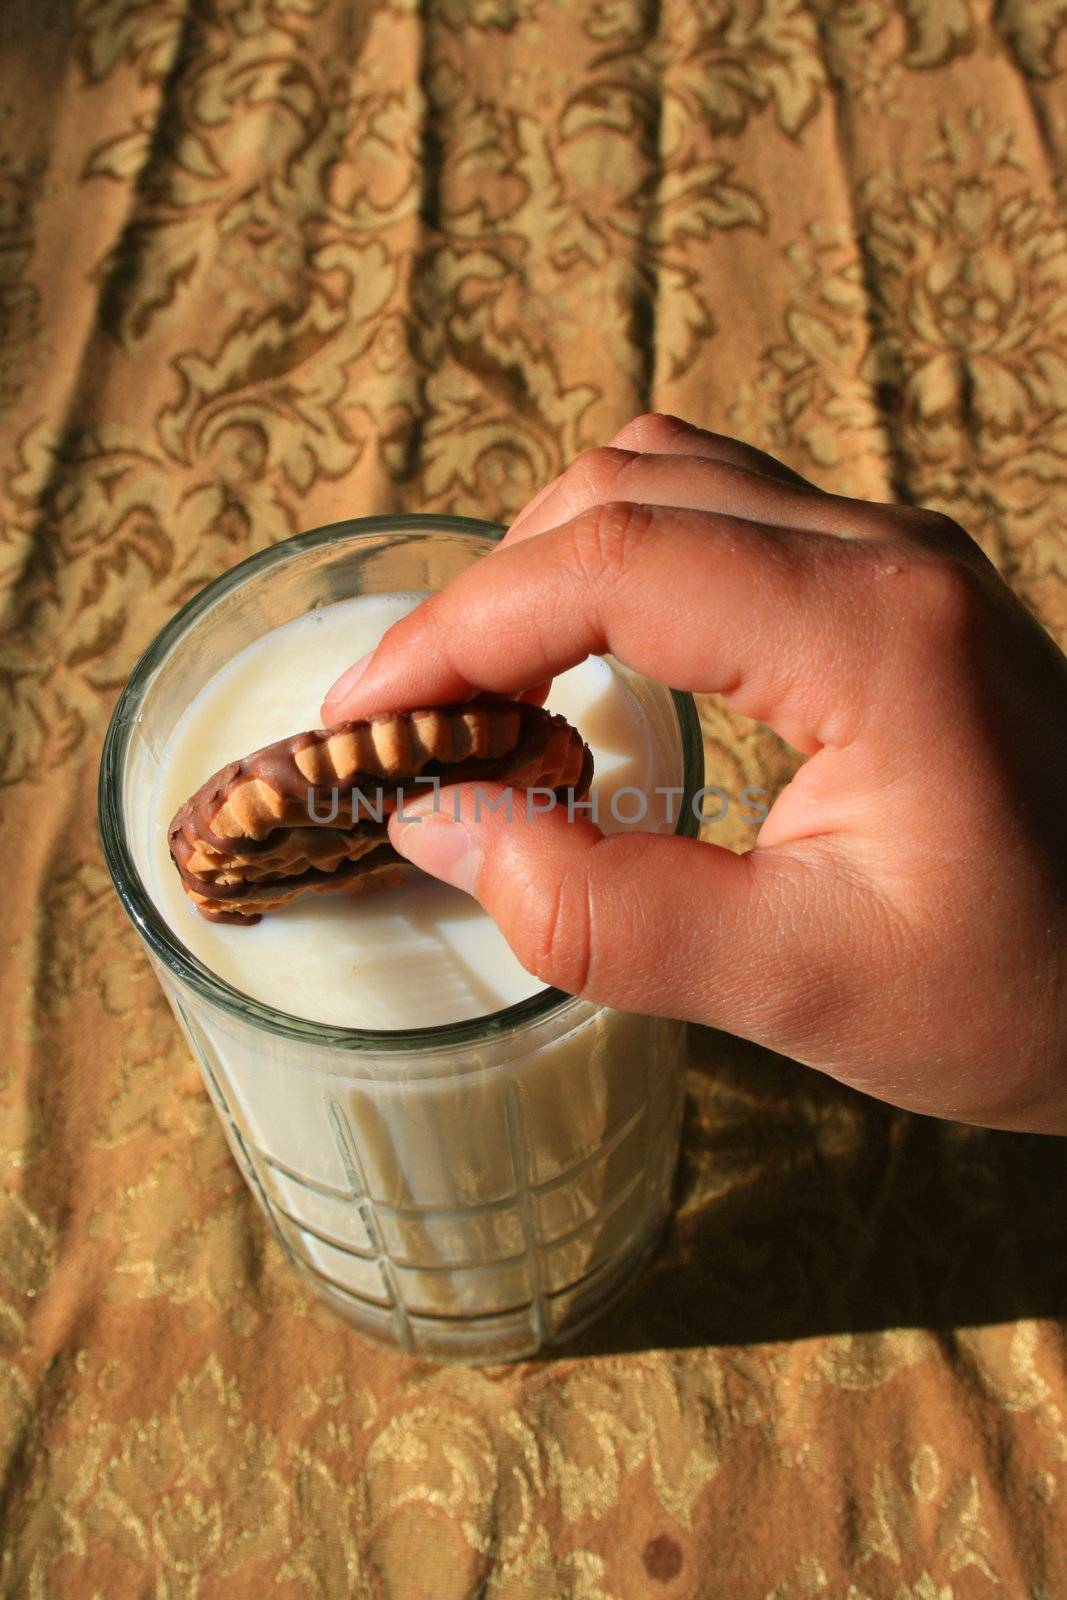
[729,107,1067,626]
[1,1,1066,1596]
[0,119,48,421]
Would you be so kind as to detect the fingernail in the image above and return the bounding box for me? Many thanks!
[323,652,372,716]
[393,813,481,896]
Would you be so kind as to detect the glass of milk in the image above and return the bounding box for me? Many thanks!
[99,517,704,1362]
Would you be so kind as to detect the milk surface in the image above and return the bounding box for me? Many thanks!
[145,593,675,1028]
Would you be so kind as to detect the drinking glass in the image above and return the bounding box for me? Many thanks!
[99,517,704,1361]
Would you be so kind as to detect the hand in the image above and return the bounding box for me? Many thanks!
[323,414,1067,1134]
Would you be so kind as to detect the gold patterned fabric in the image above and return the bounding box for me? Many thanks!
[1,1,1066,1593]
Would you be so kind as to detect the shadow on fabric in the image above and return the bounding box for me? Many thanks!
[552,1025,1067,1359]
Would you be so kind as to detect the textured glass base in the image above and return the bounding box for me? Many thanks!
[173,989,684,1362]
[305,1214,670,1363]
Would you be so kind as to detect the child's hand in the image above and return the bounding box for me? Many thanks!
[323,414,1067,1134]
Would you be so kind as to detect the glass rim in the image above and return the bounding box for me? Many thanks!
[98,514,706,1052]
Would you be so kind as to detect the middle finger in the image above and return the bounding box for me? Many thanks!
[501,446,975,560]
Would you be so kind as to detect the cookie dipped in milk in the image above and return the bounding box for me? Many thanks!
[147,593,678,1027]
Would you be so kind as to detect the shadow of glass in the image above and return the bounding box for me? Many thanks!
[554,1025,1067,1358]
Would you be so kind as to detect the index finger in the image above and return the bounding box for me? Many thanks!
[321,500,895,756]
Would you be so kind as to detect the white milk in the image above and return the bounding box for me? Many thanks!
[145,592,677,1028]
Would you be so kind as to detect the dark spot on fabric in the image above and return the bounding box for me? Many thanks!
[643,1533,683,1582]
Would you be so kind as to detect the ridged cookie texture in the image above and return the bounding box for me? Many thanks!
[167,700,593,923]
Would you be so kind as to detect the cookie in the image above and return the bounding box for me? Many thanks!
[168,700,593,922]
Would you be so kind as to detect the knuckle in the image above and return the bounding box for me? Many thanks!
[889,504,986,566]
[512,868,593,995]
[614,411,687,451]
[858,549,1000,685]
[571,445,636,502]
[567,500,654,584]
[909,505,972,552]
[896,554,987,639]
[919,507,967,545]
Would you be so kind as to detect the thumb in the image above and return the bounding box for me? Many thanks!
[388,782,786,1029]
